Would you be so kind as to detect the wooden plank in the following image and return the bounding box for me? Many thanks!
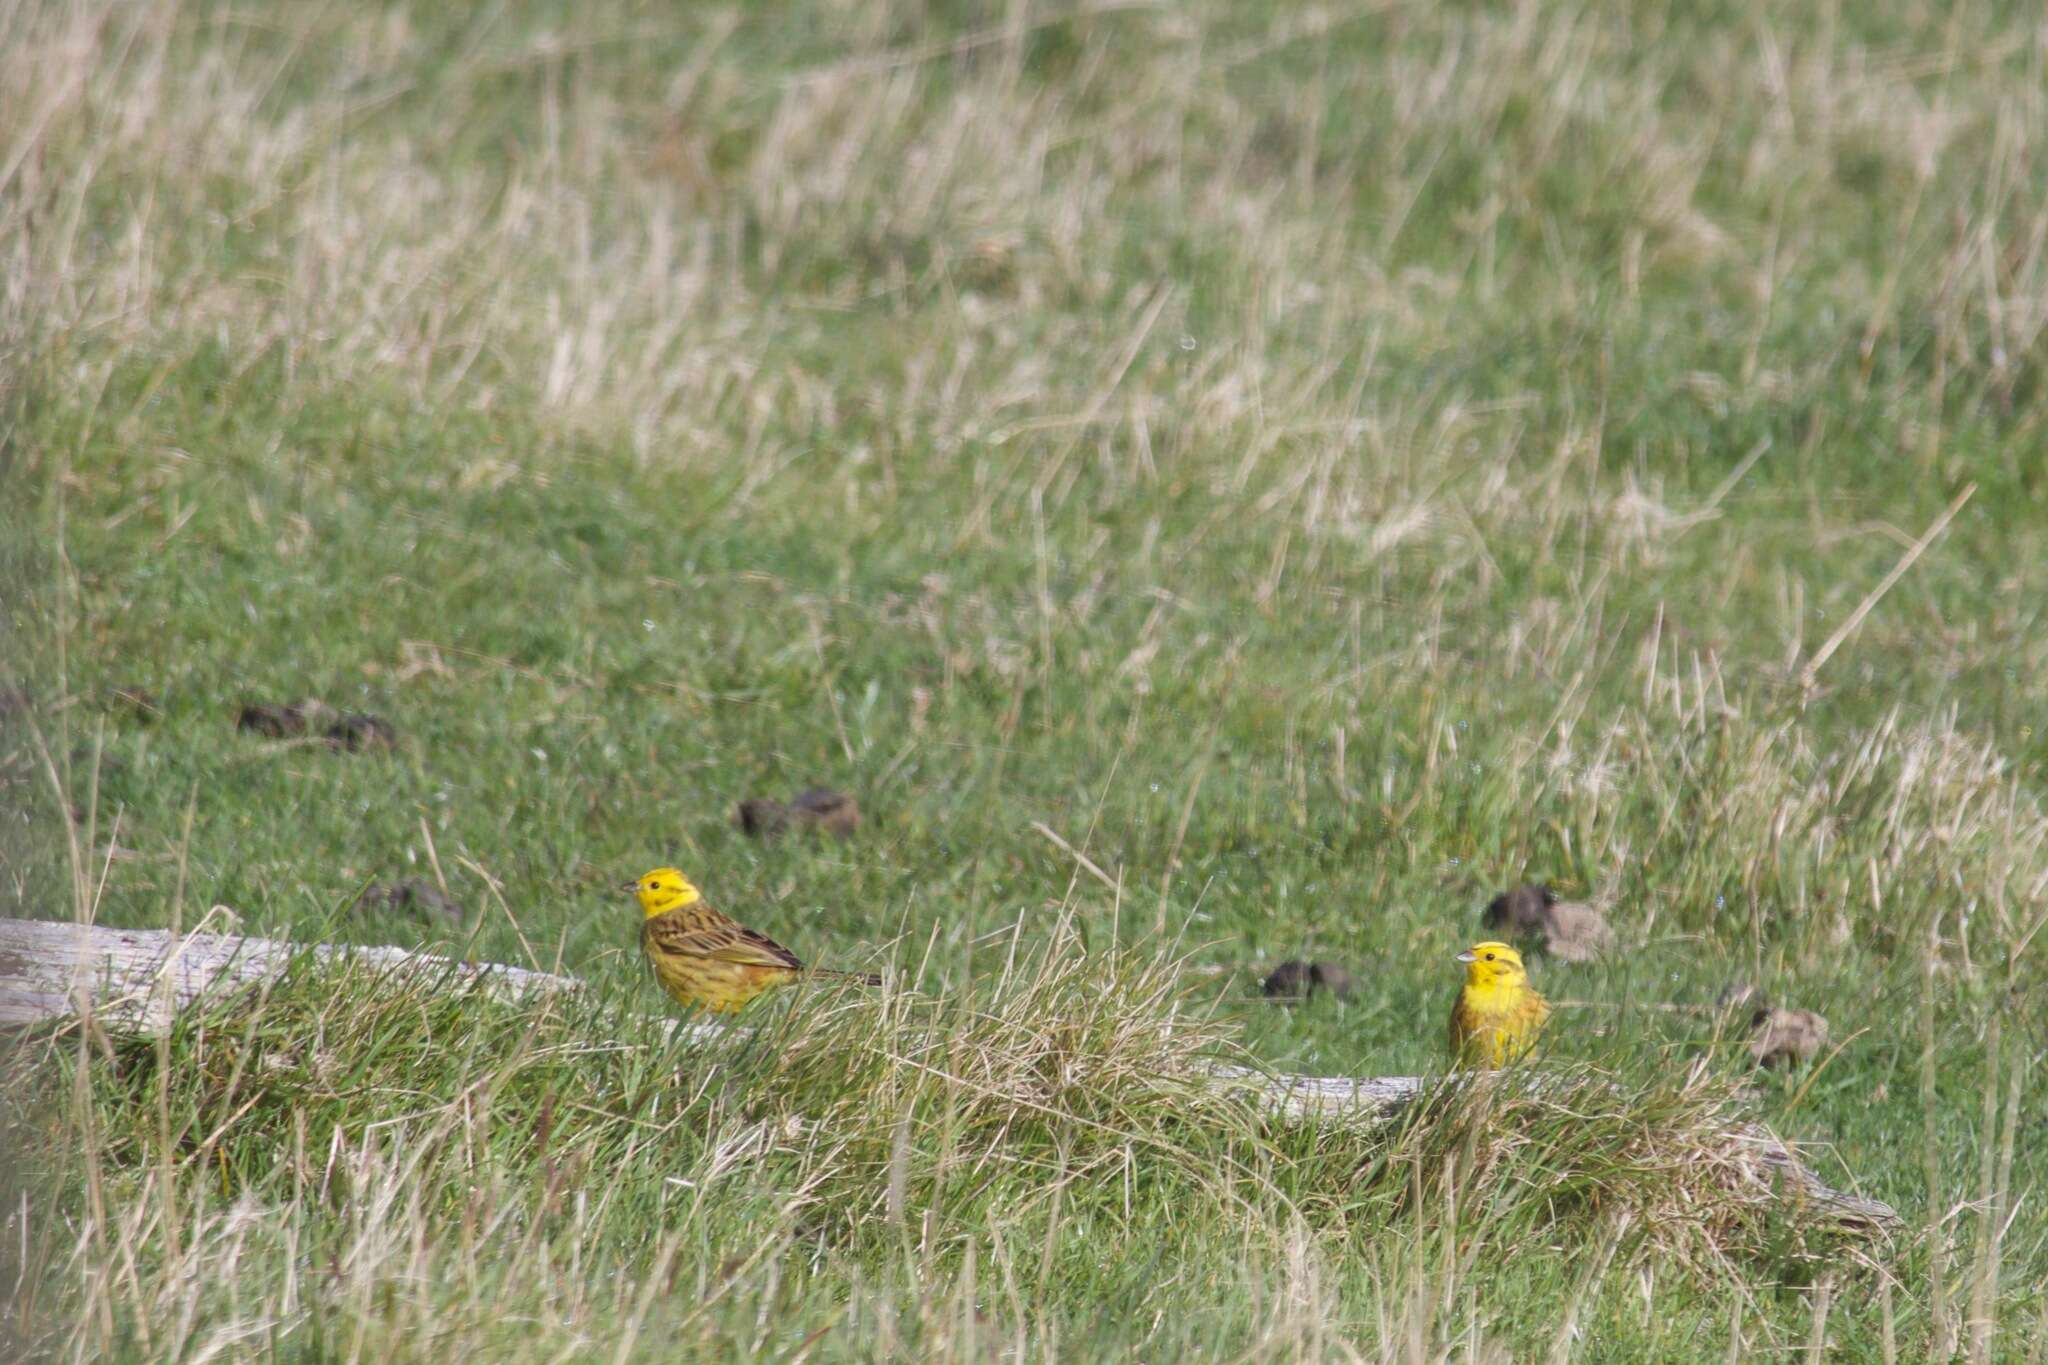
[0,917,1899,1228]
[0,916,580,1032]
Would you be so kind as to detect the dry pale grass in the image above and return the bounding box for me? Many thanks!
[4,0,2041,573]
[1,907,1904,1362]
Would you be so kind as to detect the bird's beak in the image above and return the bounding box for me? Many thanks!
[1455,950,1477,964]
[620,879,642,894]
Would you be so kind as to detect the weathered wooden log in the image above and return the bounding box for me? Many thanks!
[0,917,1900,1229]
[0,915,580,1033]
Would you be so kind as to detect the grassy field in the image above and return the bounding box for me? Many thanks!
[4,0,2047,1357]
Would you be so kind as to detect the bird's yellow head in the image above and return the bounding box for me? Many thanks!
[624,867,701,917]
[1456,941,1529,990]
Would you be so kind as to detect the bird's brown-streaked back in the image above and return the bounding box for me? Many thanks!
[626,866,877,1013]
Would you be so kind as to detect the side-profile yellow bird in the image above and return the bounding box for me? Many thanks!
[626,866,880,1014]
[1447,940,1549,1068]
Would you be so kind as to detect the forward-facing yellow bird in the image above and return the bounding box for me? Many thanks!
[1447,940,1549,1068]
[626,866,880,1014]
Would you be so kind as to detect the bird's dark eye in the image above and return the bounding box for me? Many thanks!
[1484,953,1495,961]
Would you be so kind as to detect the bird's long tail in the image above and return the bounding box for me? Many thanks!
[805,968,884,987]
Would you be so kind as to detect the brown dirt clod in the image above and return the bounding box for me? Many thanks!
[735,798,791,838]
[355,879,464,925]
[238,700,329,738]
[1482,882,1555,935]
[1482,882,1613,961]
[1540,900,1616,963]
[1749,1006,1828,1068]
[788,787,860,836]
[737,788,860,839]
[324,713,398,752]
[1261,960,1356,1002]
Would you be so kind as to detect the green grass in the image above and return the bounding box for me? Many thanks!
[3,0,2047,1357]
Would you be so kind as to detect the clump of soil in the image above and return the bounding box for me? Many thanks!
[237,700,331,738]
[1749,1005,1829,1068]
[1260,960,1357,1002]
[736,787,861,839]
[1716,983,1829,1067]
[1482,882,1615,962]
[237,699,396,751]
[355,879,464,925]
[324,712,397,752]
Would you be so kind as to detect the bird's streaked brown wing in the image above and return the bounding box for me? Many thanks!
[644,905,803,971]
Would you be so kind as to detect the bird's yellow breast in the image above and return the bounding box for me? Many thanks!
[1449,977,1550,1068]
[639,909,802,1014]
[646,952,790,1013]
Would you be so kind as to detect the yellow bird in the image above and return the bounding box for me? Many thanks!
[1447,940,1549,1068]
[625,866,879,1014]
